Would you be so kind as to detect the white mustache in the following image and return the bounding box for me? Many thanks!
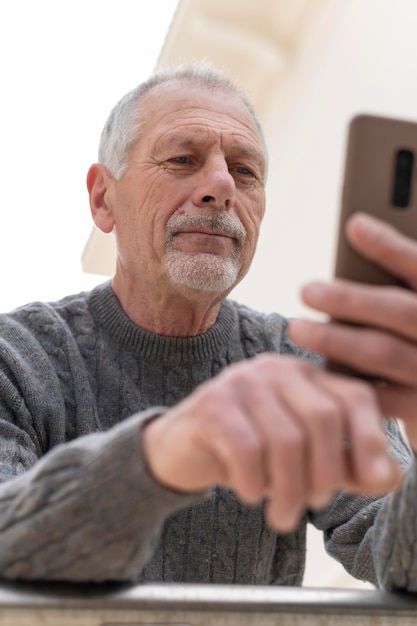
[166,212,247,246]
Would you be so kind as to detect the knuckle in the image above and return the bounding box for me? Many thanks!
[255,352,279,367]
[256,353,311,375]
[350,420,387,457]
[234,434,263,459]
[311,402,339,429]
[222,357,262,389]
[252,353,287,379]
[197,385,227,417]
[343,379,376,404]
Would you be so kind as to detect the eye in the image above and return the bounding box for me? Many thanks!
[170,156,189,164]
[236,166,253,175]
[231,164,256,178]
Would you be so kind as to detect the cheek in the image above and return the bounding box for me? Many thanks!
[116,179,163,232]
[241,194,265,239]
[139,175,190,223]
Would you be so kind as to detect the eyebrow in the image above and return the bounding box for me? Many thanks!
[163,134,266,166]
[164,136,201,150]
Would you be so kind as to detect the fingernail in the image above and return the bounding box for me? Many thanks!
[348,212,379,237]
[302,282,328,305]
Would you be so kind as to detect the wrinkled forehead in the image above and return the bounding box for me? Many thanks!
[140,80,266,153]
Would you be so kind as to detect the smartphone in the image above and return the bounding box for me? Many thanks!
[334,113,417,286]
[327,114,417,375]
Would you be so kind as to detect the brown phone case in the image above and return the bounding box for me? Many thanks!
[334,113,417,287]
[328,114,417,375]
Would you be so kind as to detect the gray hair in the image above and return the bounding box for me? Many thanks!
[98,62,267,179]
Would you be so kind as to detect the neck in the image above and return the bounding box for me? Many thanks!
[112,274,225,336]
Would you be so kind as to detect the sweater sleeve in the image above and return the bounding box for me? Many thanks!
[0,409,206,581]
[0,309,206,582]
[310,417,417,590]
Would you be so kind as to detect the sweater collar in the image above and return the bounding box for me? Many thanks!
[89,281,238,362]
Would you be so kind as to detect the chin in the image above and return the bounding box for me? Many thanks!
[166,252,241,294]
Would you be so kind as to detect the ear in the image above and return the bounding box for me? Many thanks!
[86,164,115,234]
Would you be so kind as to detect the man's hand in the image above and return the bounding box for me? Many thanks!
[289,212,417,450]
[143,353,400,533]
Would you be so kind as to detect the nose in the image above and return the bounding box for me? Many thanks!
[192,157,235,210]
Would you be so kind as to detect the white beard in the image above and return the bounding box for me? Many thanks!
[166,250,240,293]
[165,211,247,293]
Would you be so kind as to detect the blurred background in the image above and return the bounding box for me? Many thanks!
[2,0,417,588]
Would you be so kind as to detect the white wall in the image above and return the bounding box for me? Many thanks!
[0,1,178,311]
[232,0,417,320]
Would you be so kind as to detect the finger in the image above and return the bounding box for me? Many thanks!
[289,318,417,387]
[346,213,417,287]
[236,356,345,514]
[259,404,308,533]
[298,279,417,344]
[317,375,401,493]
[346,212,417,290]
[205,402,268,505]
[223,362,309,529]
[277,365,346,507]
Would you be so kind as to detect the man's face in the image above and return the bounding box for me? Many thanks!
[104,82,267,300]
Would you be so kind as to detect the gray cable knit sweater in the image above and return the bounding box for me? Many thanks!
[0,281,413,588]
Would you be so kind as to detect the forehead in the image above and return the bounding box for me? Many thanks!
[139,82,265,154]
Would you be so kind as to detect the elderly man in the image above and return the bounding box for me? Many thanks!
[0,64,415,588]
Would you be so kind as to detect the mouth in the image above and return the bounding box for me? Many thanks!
[176,228,235,240]
[165,212,247,249]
